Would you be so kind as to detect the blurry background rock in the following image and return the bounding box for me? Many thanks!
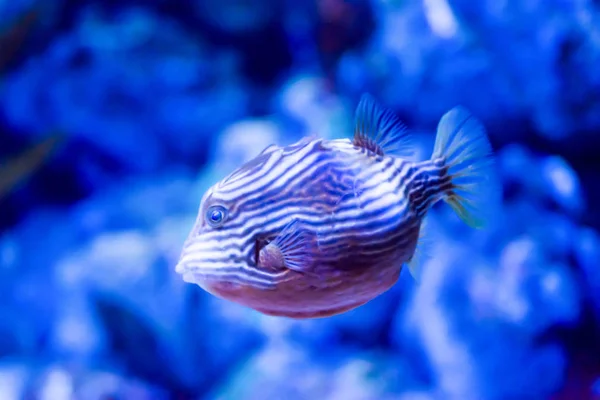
[0,0,599,399]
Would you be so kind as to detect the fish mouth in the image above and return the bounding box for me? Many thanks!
[180,270,248,298]
[176,260,278,291]
[181,270,200,284]
[175,260,187,274]
[179,266,232,284]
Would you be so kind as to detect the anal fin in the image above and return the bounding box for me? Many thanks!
[407,216,433,281]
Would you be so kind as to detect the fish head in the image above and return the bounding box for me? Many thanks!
[175,147,295,298]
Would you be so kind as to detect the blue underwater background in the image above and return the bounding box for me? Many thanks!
[1,0,600,399]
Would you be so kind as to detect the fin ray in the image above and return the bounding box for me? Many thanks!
[270,219,317,273]
[432,106,500,228]
[353,94,414,158]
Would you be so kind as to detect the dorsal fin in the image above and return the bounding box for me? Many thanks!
[353,93,414,158]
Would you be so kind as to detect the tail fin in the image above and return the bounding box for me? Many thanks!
[431,106,499,229]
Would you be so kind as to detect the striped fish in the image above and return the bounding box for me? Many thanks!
[175,94,498,319]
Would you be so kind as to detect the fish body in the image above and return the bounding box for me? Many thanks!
[176,94,498,319]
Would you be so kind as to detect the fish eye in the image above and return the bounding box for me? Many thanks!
[205,205,228,228]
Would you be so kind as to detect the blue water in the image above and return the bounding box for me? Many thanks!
[0,1,599,399]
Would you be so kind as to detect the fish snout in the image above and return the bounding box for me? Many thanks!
[175,260,188,276]
[174,249,202,276]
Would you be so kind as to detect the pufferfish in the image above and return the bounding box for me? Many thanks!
[175,94,498,319]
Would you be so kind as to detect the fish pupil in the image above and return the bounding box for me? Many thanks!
[210,210,222,222]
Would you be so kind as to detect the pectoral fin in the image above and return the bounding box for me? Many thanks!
[258,219,317,273]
